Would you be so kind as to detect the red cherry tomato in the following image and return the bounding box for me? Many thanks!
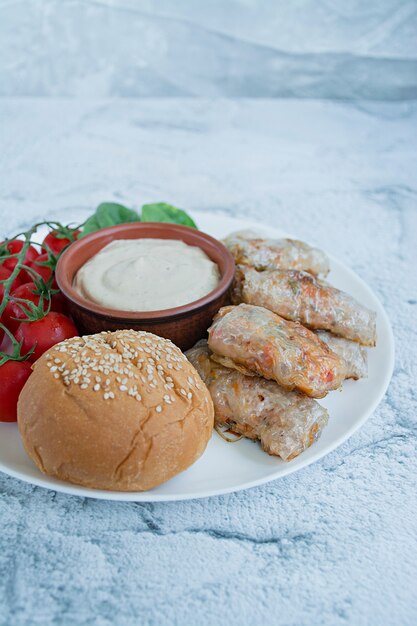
[23,253,56,286]
[0,240,39,276]
[1,282,67,331]
[15,312,78,362]
[0,360,32,422]
[0,266,23,303]
[0,326,4,345]
[43,229,80,256]
[2,283,46,331]
[50,290,67,314]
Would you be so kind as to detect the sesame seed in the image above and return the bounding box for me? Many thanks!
[156,405,162,413]
[46,331,191,404]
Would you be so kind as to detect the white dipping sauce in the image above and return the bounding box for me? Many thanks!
[74,238,220,312]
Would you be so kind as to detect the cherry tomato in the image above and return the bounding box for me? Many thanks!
[23,253,56,286]
[50,290,67,314]
[43,229,80,256]
[0,360,32,422]
[0,240,39,276]
[15,312,78,362]
[2,283,44,331]
[1,282,67,331]
[0,326,4,345]
[0,266,22,303]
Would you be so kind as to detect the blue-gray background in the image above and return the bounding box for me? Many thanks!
[1,2,417,626]
[2,0,417,99]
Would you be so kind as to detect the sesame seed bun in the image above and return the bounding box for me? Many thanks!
[17,330,214,491]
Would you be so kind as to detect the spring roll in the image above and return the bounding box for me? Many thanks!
[315,331,368,380]
[186,341,329,461]
[233,266,377,347]
[223,230,329,277]
[208,304,346,398]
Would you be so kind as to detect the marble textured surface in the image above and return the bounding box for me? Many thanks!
[1,0,417,98]
[1,98,417,626]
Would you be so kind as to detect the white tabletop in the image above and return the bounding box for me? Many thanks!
[1,97,416,626]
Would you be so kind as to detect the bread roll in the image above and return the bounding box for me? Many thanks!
[18,330,214,491]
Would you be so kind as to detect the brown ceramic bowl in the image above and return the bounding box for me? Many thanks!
[55,222,235,351]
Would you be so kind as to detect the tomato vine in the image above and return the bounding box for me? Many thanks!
[0,221,81,363]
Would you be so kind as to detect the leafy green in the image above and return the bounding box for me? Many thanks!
[141,203,197,228]
[79,202,140,238]
[79,201,197,238]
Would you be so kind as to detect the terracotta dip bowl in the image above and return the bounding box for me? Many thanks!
[55,222,235,351]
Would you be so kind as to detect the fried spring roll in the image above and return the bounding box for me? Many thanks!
[208,304,346,398]
[233,266,377,347]
[315,331,368,380]
[186,341,329,461]
[223,230,330,277]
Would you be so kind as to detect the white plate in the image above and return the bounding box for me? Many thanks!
[0,211,394,501]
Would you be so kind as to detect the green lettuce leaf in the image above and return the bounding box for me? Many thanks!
[141,203,197,228]
[79,202,140,238]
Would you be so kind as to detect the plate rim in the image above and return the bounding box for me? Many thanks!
[0,210,395,501]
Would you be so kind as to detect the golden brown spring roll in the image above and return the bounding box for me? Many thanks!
[186,341,329,461]
[315,331,368,380]
[223,230,330,277]
[233,266,377,347]
[208,304,346,398]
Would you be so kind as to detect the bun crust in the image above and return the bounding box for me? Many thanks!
[17,330,214,491]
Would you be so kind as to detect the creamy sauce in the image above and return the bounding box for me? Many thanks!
[74,238,220,312]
